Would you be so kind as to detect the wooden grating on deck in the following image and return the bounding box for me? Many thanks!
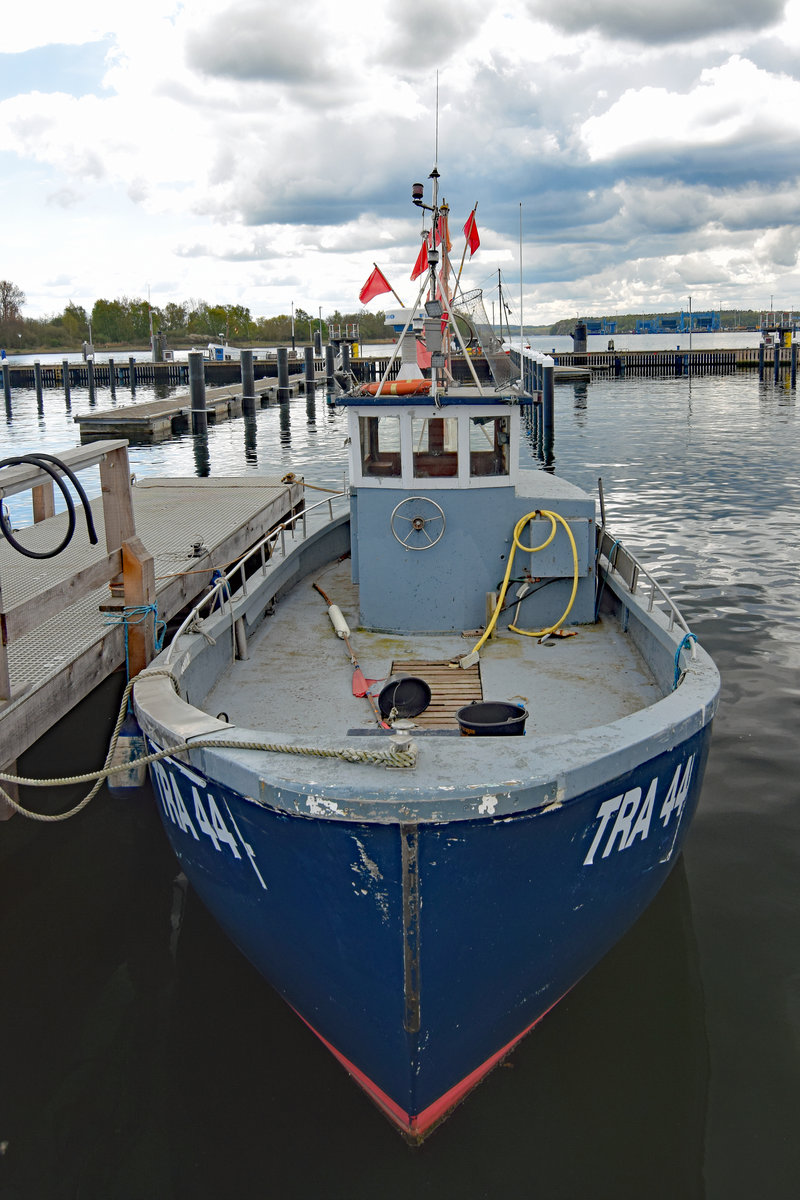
[390,659,483,729]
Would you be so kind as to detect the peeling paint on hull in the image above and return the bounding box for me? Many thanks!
[146,723,712,1135]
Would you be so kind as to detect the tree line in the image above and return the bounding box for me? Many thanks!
[0,281,393,351]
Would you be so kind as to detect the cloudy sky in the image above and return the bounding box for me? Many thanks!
[2,0,799,326]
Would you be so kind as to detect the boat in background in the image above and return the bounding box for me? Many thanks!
[133,168,720,1139]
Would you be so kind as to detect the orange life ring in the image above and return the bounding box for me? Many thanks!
[361,379,431,396]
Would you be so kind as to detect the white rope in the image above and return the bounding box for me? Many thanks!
[0,670,417,823]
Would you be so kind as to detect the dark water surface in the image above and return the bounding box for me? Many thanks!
[1,369,798,1198]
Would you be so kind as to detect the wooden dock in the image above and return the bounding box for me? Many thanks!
[73,377,304,443]
[0,441,303,796]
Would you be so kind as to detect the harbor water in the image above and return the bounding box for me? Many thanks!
[1,356,798,1198]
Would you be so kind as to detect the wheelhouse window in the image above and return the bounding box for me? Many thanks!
[359,415,401,477]
[411,416,458,478]
[469,416,510,477]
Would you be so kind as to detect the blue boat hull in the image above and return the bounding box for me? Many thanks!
[147,721,711,1137]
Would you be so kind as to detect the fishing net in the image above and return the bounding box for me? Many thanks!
[452,288,519,387]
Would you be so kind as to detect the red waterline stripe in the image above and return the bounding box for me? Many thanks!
[296,996,564,1137]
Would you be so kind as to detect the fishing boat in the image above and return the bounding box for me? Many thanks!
[133,170,720,1140]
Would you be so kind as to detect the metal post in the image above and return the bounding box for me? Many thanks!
[542,359,554,442]
[2,361,10,405]
[758,343,764,380]
[129,356,136,392]
[325,344,335,393]
[108,357,116,397]
[313,329,322,356]
[87,358,96,404]
[277,347,290,401]
[188,350,207,432]
[304,345,315,394]
[341,343,351,374]
[791,342,797,389]
[240,348,255,415]
[774,342,780,383]
[34,360,43,409]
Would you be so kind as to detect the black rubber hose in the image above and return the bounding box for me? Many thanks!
[0,453,99,559]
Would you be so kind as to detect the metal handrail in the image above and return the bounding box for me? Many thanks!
[165,490,348,664]
[597,529,696,658]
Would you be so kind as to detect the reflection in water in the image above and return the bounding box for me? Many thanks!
[279,397,291,446]
[1,368,799,1194]
[243,414,258,465]
[192,425,210,477]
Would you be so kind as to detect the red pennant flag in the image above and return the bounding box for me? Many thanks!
[411,234,430,281]
[464,210,480,257]
[359,265,392,304]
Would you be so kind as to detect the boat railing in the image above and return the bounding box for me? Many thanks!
[597,528,696,658]
[165,488,348,664]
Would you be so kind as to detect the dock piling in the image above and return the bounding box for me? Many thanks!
[304,346,316,394]
[34,361,43,411]
[188,350,208,432]
[2,362,10,406]
[277,347,290,401]
[241,348,256,415]
[325,345,335,393]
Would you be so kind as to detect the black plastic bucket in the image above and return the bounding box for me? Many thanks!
[378,676,432,720]
[456,701,528,737]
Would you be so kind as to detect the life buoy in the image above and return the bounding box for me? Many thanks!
[361,379,431,396]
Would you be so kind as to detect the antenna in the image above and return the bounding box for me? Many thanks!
[434,70,439,167]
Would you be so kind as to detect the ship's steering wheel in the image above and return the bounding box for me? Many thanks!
[390,496,446,551]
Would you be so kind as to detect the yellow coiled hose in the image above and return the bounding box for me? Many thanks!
[467,509,579,658]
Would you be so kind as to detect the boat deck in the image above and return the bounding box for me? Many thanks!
[207,556,661,743]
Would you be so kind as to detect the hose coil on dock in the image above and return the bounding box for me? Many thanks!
[0,453,99,558]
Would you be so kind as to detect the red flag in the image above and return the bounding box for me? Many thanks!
[359,265,392,304]
[463,210,480,256]
[411,234,430,281]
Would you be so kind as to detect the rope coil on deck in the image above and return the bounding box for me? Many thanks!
[0,671,417,823]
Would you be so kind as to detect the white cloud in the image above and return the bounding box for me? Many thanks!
[580,56,800,161]
[1,0,800,324]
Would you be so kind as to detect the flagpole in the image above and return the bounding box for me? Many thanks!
[457,203,478,284]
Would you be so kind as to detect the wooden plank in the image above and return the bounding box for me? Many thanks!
[1,551,122,644]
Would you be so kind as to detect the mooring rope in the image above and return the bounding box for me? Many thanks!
[0,670,417,823]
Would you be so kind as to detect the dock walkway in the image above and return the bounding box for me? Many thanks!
[1,454,302,777]
[74,377,303,444]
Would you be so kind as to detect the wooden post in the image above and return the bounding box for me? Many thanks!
[122,536,156,677]
[99,443,135,598]
[32,477,55,523]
